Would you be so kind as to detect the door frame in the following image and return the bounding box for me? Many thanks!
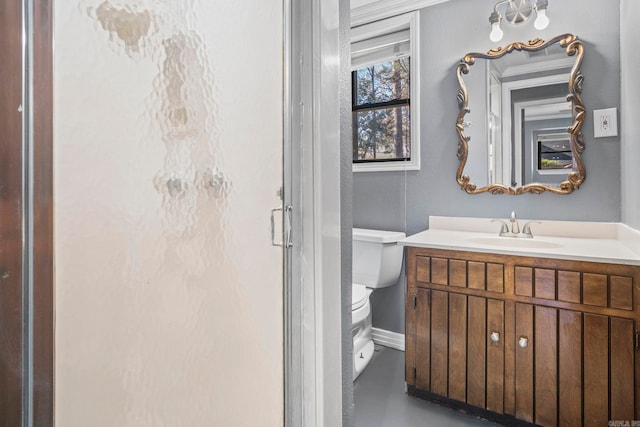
[284,0,347,425]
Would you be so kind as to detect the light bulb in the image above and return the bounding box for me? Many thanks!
[489,22,503,42]
[534,9,549,30]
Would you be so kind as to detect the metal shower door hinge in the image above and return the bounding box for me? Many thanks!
[271,205,293,248]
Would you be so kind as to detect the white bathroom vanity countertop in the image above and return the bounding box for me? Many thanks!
[399,216,640,266]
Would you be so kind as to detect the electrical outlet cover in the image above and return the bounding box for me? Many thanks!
[593,108,618,138]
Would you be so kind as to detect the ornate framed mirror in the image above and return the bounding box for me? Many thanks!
[456,33,584,194]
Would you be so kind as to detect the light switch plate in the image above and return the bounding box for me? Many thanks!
[593,108,618,138]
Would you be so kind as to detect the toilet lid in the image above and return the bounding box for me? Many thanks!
[352,284,368,310]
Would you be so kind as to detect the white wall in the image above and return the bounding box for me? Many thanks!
[621,0,640,229]
[54,1,283,425]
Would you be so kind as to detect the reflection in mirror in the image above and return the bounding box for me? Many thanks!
[456,34,585,194]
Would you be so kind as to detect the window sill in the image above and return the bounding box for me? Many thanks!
[353,160,420,172]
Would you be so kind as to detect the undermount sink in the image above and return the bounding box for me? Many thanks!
[467,236,563,249]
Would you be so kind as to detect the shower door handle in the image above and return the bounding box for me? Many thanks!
[284,205,293,248]
[271,206,283,247]
[271,205,293,248]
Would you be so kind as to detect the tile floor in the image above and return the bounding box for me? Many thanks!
[353,345,500,427]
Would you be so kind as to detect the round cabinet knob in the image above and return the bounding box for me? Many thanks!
[519,337,529,348]
[490,332,500,342]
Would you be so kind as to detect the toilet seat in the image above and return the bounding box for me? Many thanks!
[352,284,368,311]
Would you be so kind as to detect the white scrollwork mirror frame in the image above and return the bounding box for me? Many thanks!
[456,33,585,195]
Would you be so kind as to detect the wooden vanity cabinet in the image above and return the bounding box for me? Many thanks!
[405,246,640,426]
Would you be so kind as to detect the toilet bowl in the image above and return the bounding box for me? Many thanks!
[351,228,405,380]
[352,284,374,379]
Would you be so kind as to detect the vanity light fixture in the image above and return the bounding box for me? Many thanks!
[489,11,504,42]
[533,0,550,30]
[488,0,550,42]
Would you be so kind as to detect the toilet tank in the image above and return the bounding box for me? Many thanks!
[353,228,406,288]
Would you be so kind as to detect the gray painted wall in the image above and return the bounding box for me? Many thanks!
[621,0,640,229]
[354,0,622,334]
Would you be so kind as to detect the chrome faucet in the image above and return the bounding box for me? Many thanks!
[492,212,539,238]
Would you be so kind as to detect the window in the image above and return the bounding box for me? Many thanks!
[537,132,573,170]
[352,58,410,162]
[351,12,420,172]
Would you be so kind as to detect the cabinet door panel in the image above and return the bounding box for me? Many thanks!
[583,274,608,307]
[416,256,431,283]
[431,291,449,396]
[583,314,609,426]
[534,268,556,300]
[449,260,467,288]
[504,301,516,416]
[515,303,534,423]
[558,310,582,427]
[448,293,467,402]
[431,258,448,286]
[610,317,634,421]
[486,263,504,293]
[557,271,581,304]
[415,290,431,390]
[467,297,486,409]
[487,299,505,414]
[535,306,558,427]
[468,262,486,290]
[610,276,634,311]
[515,267,533,297]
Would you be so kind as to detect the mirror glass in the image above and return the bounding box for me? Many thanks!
[456,34,585,194]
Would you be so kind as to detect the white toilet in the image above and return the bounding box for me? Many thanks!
[352,228,406,380]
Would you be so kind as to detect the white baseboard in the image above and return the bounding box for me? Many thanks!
[371,327,405,352]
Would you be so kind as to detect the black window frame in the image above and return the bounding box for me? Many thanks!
[351,58,411,164]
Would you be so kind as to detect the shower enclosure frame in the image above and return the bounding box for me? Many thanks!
[11,0,345,425]
[0,0,55,425]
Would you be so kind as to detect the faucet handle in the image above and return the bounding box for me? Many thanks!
[491,219,510,236]
[521,220,541,237]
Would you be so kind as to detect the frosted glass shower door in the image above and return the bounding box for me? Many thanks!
[54,1,284,426]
